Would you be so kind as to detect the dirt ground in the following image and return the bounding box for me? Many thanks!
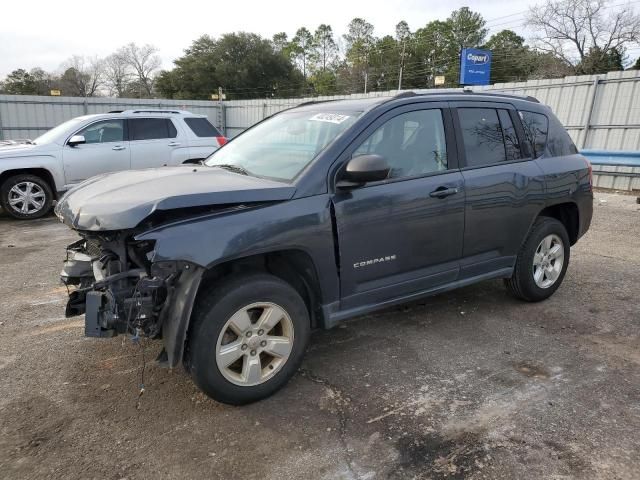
[0,192,639,480]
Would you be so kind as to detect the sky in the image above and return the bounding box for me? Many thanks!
[0,0,535,78]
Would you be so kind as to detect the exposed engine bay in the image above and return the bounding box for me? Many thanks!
[61,233,194,345]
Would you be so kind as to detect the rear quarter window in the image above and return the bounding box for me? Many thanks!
[547,115,578,157]
[519,111,548,158]
[184,117,222,137]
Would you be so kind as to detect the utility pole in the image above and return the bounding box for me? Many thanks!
[398,39,406,91]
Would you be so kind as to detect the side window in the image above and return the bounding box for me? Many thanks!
[547,115,578,157]
[497,110,522,161]
[353,109,448,179]
[167,119,178,138]
[130,118,176,140]
[519,111,548,158]
[184,117,222,137]
[76,120,124,144]
[458,108,506,166]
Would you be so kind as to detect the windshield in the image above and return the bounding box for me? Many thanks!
[33,117,87,145]
[204,110,361,181]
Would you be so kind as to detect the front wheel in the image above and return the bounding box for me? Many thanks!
[187,273,310,405]
[505,216,571,302]
[0,174,53,220]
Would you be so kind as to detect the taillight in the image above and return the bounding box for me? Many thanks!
[586,159,593,190]
[216,136,227,147]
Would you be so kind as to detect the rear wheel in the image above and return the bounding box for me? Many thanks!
[505,216,570,302]
[0,174,53,220]
[187,273,310,405]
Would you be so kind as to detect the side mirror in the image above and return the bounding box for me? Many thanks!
[68,135,86,147]
[338,154,390,188]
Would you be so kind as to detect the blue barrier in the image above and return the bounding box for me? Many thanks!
[580,149,640,166]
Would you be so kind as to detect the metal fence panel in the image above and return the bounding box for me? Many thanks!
[2,71,640,152]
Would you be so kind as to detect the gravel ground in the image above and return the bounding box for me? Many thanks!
[0,192,639,480]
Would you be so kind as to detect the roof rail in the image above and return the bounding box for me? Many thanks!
[131,109,185,114]
[296,99,337,107]
[460,89,540,103]
[393,91,417,99]
[109,109,194,115]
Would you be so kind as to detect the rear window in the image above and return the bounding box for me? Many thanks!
[184,117,222,137]
[519,111,548,158]
[130,118,177,140]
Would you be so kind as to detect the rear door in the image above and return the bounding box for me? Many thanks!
[332,103,465,310]
[451,101,545,279]
[128,117,189,169]
[62,119,130,186]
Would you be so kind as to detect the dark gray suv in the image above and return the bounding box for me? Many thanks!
[56,91,593,404]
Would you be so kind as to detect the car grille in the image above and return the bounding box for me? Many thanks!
[85,239,102,258]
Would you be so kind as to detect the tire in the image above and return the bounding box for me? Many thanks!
[0,174,53,220]
[505,216,571,302]
[187,272,310,405]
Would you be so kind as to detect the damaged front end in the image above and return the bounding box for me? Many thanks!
[61,233,203,365]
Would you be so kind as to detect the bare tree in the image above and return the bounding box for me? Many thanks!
[103,52,132,97]
[527,0,640,67]
[120,43,161,97]
[59,55,104,96]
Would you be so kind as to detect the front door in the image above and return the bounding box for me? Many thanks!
[62,119,130,187]
[332,104,465,311]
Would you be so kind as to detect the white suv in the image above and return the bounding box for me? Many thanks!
[0,109,226,219]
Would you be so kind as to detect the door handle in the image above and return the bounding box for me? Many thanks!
[429,186,459,198]
[112,145,126,151]
[168,142,181,147]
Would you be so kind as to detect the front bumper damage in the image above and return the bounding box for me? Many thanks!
[61,235,203,367]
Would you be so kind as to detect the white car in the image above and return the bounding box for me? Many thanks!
[0,109,226,219]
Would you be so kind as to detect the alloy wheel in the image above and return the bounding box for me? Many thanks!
[532,234,564,288]
[215,302,294,387]
[8,181,47,215]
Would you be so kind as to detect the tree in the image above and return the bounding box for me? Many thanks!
[578,46,624,73]
[413,20,455,87]
[395,21,411,89]
[483,30,536,83]
[103,52,132,97]
[156,33,304,100]
[369,35,401,91]
[529,51,574,79]
[344,18,375,92]
[290,27,315,78]
[527,0,640,71]
[120,43,161,97]
[631,57,640,70]
[2,69,37,94]
[59,55,104,96]
[447,7,487,51]
[272,32,290,54]
[313,24,338,72]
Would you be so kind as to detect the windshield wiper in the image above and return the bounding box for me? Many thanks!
[212,164,250,176]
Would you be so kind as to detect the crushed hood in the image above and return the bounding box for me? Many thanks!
[55,166,296,231]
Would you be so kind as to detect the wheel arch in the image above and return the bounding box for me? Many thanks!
[169,249,324,369]
[537,201,580,245]
[0,168,58,199]
[195,249,325,329]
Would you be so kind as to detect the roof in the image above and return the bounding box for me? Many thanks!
[292,90,541,113]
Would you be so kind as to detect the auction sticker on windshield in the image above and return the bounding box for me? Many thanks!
[309,113,351,124]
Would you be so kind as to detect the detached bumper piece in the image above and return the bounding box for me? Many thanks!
[85,291,115,338]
